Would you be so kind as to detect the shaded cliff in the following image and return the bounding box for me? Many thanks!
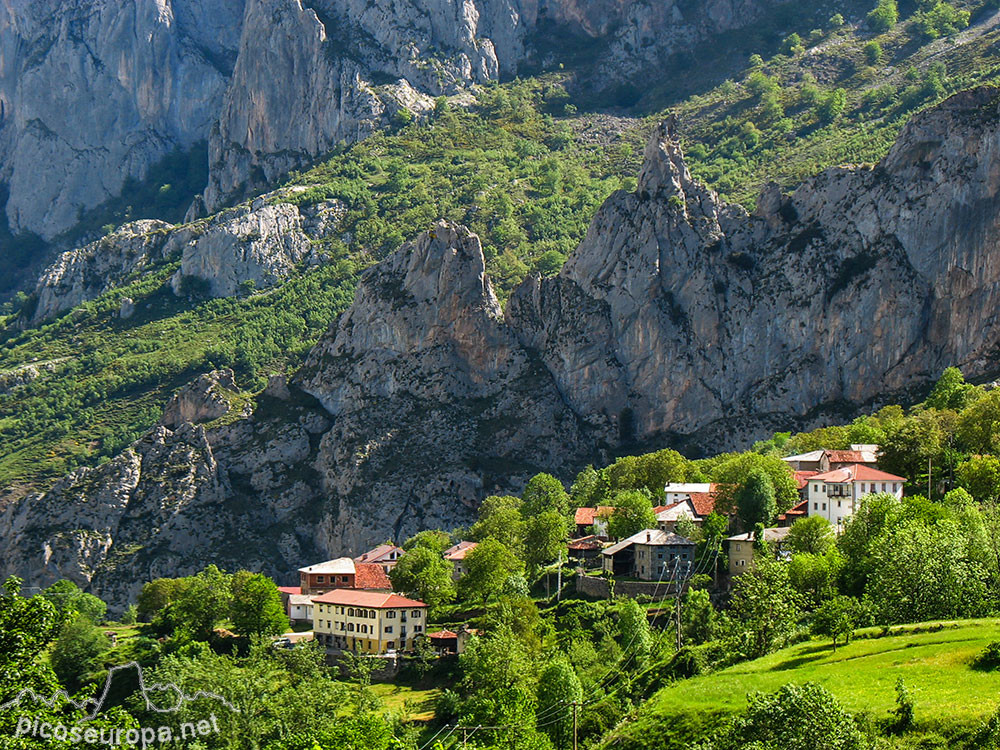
[9,88,1000,609]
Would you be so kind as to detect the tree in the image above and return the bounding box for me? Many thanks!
[471,495,525,555]
[781,33,804,56]
[402,529,452,554]
[50,617,110,690]
[159,565,234,641]
[607,489,657,540]
[40,579,107,623]
[837,493,906,596]
[536,659,582,749]
[786,515,834,556]
[863,40,883,66]
[523,510,569,574]
[137,576,194,619]
[617,598,652,668]
[712,453,799,515]
[736,469,777,530]
[521,473,570,517]
[727,557,803,659]
[789,549,843,608]
[459,538,525,604]
[956,390,1000,454]
[812,596,857,652]
[916,2,970,39]
[867,0,898,32]
[605,448,696,496]
[705,682,872,750]
[389,547,456,609]
[230,571,289,638]
[957,455,1000,504]
[681,588,717,646]
[570,465,607,508]
[816,88,847,123]
[925,366,977,410]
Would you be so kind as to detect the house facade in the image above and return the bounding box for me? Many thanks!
[574,506,614,538]
[805,464,905,527]
[443,541,478,581]
[312,590,427,655]
[355,544,404,572]
[781,445,880,473]
[602,529,695,580]
[298,558,393,596]
[727,527,791,576]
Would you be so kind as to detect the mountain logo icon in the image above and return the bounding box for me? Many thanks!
[0,661,240,722]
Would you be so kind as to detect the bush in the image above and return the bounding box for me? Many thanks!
[867,0,899,31]
[973,641,1000,671]
[829,13,845,28]
[915,2,970,39]
[781,33,805,56]
[864,41,883,66]
[816,88,848,124]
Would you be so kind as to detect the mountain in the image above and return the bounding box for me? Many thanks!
[0,0,786,245]
[5,86,1000,609]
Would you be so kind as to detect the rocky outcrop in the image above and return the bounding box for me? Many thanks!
[1,0,788,239]
[28,190,346,320]
[30,221,173,322]
[16,86,1000,613]
[168,196,343,297]
[160,370,238,429]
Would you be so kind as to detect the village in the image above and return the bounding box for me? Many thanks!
[274,444,908,661]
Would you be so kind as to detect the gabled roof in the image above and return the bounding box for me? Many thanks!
[664,482,714,494]
[655,500,696,522]
[311,589,426,608]
[602,528,694,556]
[443,541,478,560]
[826,450,867,464]
[793,470,819,489]
[810,464,906,483]
[777,499,809,522]
[299,557,355,575]
[288,594,314,606]
[727,526,791,543]
[688,492,718,517]
[354,563,393,590]
[426,630,458,640]
[782,450,826,463]
[278,586,302,595]
[568,535,604,551]
[574,506,614,526]
[354,544,403,564]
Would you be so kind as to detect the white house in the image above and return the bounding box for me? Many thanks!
[663,482,714,505]
[805,464,906,527]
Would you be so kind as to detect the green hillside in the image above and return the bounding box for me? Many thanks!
[611,619,1000,749]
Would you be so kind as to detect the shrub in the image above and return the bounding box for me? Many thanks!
[864,41,883,66]
[973,641,1000,671]
[816,88,848,123]
[915,2,970,39]
[867,0,899,31]
[781,33,805,56]
[829,13,845,28]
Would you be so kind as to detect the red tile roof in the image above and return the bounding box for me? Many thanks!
[567,535,604,551]
[794,470,819,490]
[354,563,393,590]
[443,541,478,561]
[688,492,717,517]
[810,464,906,483]
[354,544,402,563]
[311,589,426,608]
[777,499,809,521]
[826,450,867,464]
[277,586,301,595]
[574,506,614,526]
[426,630,458,640]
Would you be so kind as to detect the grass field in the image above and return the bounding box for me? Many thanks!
[371,682,441,722]
[612,619,1000,748]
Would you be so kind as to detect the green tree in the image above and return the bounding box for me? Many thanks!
[956,390,1000,453]
[781,33,804,56]
[521,473,570,517]
[789,549,843,607]
[957,455,1000,503]
[704,682,872,750]
[230,571,289,638]
[570,465,607,508]
[137,576,194,619]
[389,546,456,609]
[159,565,234,641]
[471,495,525,555]
[40,579,107,623]
[607,489,657,540]
[727,557,803,659]
[837,493,906,596]
[459,538,525,604]
[524,510,569,574]
[536,659,583,749]
[816,88,848,123]
[736,469,777,530]
[916,2,970,39]
[402,529,452,554]
[863,40,883,66]
[925,366,977,410]
[786,515,834,556]
[867,0,898,31]
[681,588,717,646]
[617,598,652,668]
[712,453,798,515]
[50,617,110,690]
[811,596,858,652]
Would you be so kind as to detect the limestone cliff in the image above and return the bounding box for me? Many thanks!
[0,0,787,239]
[13,88,1000,611]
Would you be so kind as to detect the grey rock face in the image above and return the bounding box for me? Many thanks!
[0,0,237,239]
[31,221,173,322]
[0,0,788,238]
[161,369,238,429]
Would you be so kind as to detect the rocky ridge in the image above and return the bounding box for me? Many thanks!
[0,0,787,239]
[9,87,1000,610]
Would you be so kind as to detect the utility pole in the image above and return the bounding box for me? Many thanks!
[462,726,468,750]
[928,456,932,500]
[570,701,580,750]
[676,560,691,651]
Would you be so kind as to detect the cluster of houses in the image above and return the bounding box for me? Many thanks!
[279,444,908,656]
[570,445,907,580]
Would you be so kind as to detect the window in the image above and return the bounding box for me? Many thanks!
[341,575,349,583]
[385,626,393,634]
[882,483,886,491]
[316,575,324,583]
[412,610,422,618]
[837,501,841,508]
[348,623,355,632]
[414,625,423,633]
[348,608,354,617]
[814,503,819,510]
[822,503,826,511]
[892,483,898,492]
[386,611,396,619]
[735,544,742,552]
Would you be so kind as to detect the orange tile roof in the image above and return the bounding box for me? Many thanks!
[688,492,717,517]
[826,450,867,464]
[354,544,402,563]
[311,589,425,608]
[574,506,614,526]
[794,470,819,490]
[354,563,392,590]
[810,464,906,483]
[567,535,604,551]
[443,541,477,561]
[777,499,809,521]
[277,586,301,595]
[427,630,458,639]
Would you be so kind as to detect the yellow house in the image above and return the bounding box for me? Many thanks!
[311,589,427,655]
[726,527,791,577]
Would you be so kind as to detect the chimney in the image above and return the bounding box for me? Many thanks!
[646,531,651,542]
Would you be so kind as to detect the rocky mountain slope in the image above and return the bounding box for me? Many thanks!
[6,86,1000,608]
[0,0,786,242]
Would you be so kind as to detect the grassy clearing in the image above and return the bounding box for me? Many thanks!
[371,682,441,722]
[614,619,1000,748]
